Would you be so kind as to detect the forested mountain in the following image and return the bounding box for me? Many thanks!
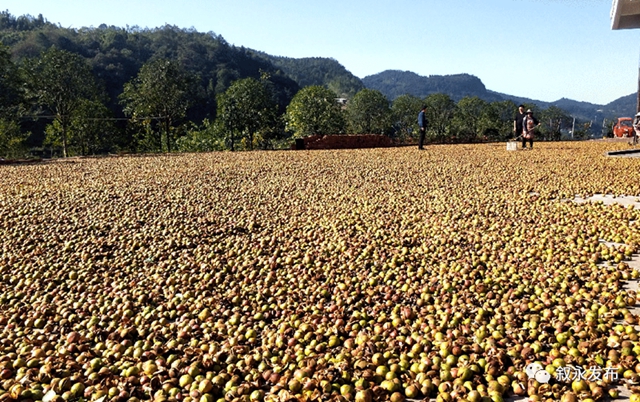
[252,54,365,98]
[0,11,300,118]
[362,70,503,102]
[0,11,364,109]
[602,93,636,118]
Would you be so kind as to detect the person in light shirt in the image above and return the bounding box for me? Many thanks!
[522,109,540,150]
[633,112,640,145]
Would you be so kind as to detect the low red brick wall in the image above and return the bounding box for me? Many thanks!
[292,135,394,150]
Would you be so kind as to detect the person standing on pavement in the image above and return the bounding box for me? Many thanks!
[418,105,428,150]
[522,109,540,150]
[513,104,526,140]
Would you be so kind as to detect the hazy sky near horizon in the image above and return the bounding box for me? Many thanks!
[3,0,639,105]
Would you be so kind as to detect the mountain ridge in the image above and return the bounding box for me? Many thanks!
[249,52,365,98]
[361,69,636,122]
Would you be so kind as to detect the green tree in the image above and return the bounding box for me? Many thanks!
[424,93,456,142]
[0,44,27,157]
[216,77,278,151]
[120,59,199,153]
[0,44,23,118]
[481,100,518,141]
[573,121,592,140]
[43,99,117,156]
[452,96,490,141]
[26,47,101,157]
[539,105,571,141]
[391,94,423,142]
[176,119,226,152]
[284,86,345,138]
[0,119,27,158]
[69,100,117,155]
[347,89,391,134]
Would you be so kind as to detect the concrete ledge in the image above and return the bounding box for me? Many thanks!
[291,134,394,150]
[607,148,640,156]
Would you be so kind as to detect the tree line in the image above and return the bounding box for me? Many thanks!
[285,88,577,143]
[0,11,579,158]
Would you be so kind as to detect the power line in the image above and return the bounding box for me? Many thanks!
[19,115,168,121]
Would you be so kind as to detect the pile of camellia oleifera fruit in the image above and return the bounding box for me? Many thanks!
[3,142,640,402]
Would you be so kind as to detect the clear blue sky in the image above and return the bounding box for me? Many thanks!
[3,0,639,105]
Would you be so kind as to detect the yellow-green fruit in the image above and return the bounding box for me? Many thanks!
[199,379,213,393]
[381,380,399,392]
[288,380,302,393]
[571,380,588,394]
[340,384,354,396]
[250,390,264,401]
[180,375,194,388]
[561,392,578,402]
[355,389,373,402]
[70,383,85,396]
[436,392,451,402]
[199,394,214,402]
[143,361,157,376]
[467,390,481,402]
[404,384,419,398]
[188,365,200,377]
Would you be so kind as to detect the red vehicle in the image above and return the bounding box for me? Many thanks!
[613,117,634,137]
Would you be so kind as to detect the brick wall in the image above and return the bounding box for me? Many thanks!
[292,135,395,150]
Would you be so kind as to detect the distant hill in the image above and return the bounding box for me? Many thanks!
[363,69,636,122]
[362,70,502,102]
[602,93,636,117]
[253,54,364,98]
[493,93,636,122]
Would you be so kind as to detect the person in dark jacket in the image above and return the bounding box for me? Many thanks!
[418,105,428,150]
[513,104,525,139]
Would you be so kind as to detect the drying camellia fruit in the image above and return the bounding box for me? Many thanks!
[1,141,640,401]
